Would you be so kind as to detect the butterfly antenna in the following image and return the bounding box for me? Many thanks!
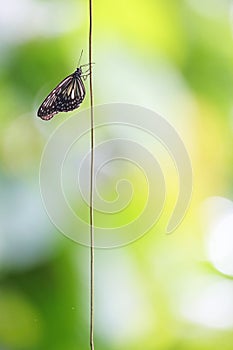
[78,49,84,67]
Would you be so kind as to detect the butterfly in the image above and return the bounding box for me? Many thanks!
[37,53,90,120]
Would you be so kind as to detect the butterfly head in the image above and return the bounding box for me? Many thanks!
[75,67,82,76]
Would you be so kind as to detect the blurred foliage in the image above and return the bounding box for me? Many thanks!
[0,0,233,349]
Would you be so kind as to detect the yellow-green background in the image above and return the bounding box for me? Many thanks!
[0,0,233,349]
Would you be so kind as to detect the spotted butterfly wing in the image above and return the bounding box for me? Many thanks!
[37,67,86,121]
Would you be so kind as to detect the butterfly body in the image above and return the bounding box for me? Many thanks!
[37,67,86,121]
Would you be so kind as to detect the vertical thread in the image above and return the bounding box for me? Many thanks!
[88,0,95,349]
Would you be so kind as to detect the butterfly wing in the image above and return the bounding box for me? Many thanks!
[56,75,85,113]
[37,73,85,121]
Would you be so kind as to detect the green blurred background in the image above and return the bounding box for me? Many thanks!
[1,0,233,349]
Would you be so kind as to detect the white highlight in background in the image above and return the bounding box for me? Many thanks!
[202,196,233,276]
[180,277,233,329]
